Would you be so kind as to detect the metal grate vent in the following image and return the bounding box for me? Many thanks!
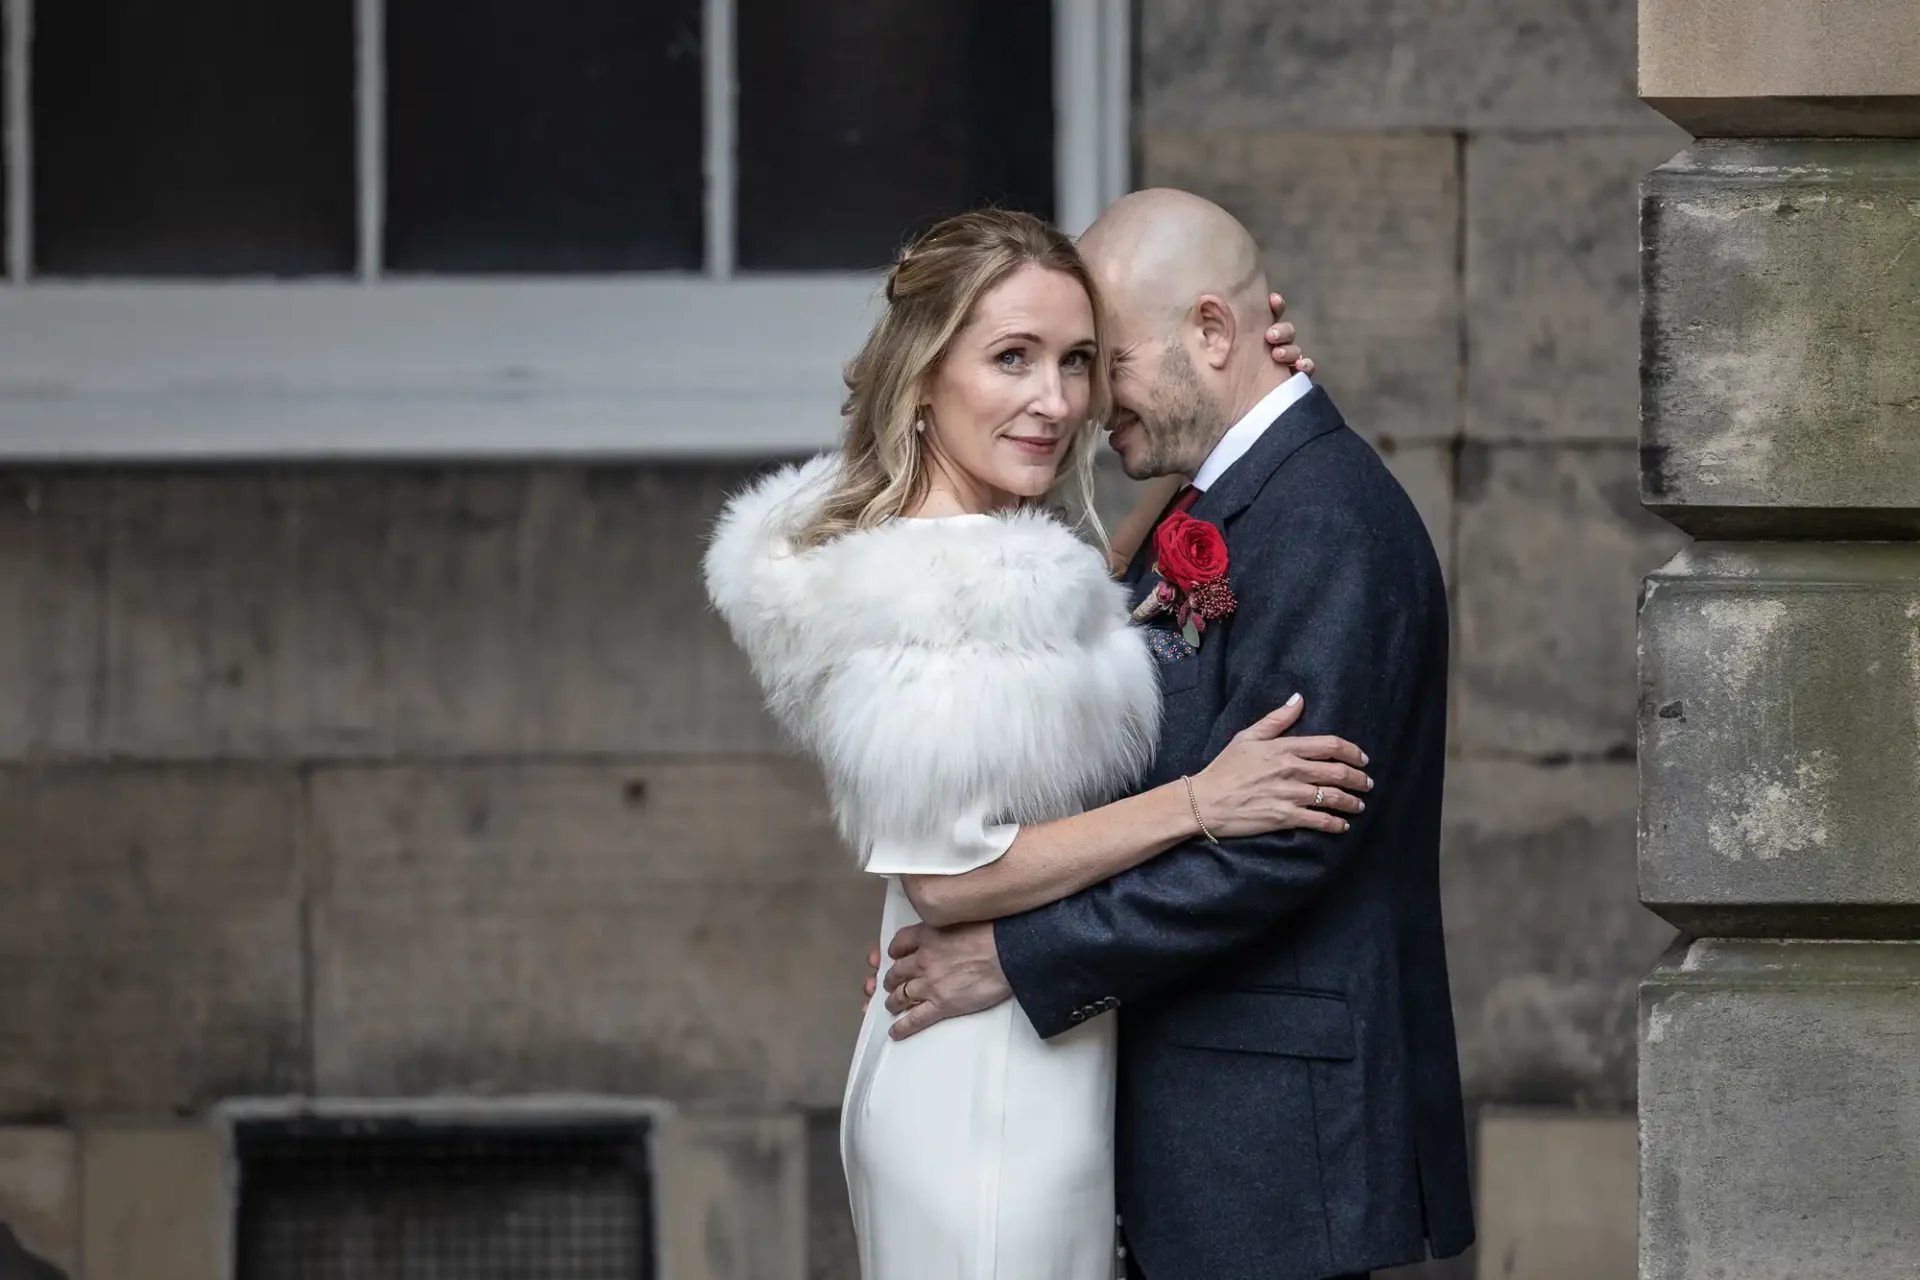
[233,1117,654,1280]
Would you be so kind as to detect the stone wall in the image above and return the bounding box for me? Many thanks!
[0,467,858,1280]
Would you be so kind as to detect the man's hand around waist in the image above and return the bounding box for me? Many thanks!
[879,920,1013,1040]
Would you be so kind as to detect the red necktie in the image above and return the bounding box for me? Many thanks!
[1151,486,1201,541]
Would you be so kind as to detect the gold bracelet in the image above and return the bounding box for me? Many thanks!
[1183,775,1219,844]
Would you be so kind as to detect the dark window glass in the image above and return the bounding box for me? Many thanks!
[33,0,356,277]
[385,1,703,274]
[736,3,1055,272]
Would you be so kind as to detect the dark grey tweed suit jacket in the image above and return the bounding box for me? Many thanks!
[995,387,1474,1280]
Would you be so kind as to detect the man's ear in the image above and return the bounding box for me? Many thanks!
[1192,294,1236,370]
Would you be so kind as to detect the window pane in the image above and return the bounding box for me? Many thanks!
[385,1,704,274]
[736,3,1055,272]
[33,0,355,277]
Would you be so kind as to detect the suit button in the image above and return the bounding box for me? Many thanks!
[1068,1009,1086,1025]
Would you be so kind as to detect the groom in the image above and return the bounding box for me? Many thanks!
[878,189,1474,1280]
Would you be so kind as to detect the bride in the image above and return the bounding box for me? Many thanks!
[703,210,1367,1278]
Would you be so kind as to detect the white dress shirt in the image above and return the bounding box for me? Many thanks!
[1190,372,1315,492]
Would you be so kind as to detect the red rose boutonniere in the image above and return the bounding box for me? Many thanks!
[1130,512,1237,647]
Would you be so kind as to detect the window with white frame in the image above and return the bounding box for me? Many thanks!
[0,0,1129,459]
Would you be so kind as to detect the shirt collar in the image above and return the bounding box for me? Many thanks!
[1190,372,1315,492]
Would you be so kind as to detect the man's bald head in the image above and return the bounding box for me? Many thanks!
[1078,189,1287,481]
[1078,189,1268,337]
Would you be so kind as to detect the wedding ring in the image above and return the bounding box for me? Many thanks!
[1313,786,1325,808]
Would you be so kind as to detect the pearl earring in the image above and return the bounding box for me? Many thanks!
[913,415,927,434]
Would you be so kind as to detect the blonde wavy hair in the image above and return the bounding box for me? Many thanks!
[794,209,1113,549]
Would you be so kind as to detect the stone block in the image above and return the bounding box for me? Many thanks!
[0,478,106,759]
[1642,142,1920,539]
[310,759,882,1108]
[655,1114,807,1280]
[1467,130,1689,443]
[19,464,785,762]
[1639,543,1920,936]
[1375,442,1455,588]
[0,766,304,1114]
[1089,453,1150,544]
[1475,1110,1635,1280]
[0,1129,77,1276]
[1455,445,1688,757]
[1442,760,1673,1107]
[1141,0,1663,130]
[1640,0,1920,136]
[1142,131,1461,445]
[79,1125,225,1280]
[803,1112,857,1280]
[1640,940,1920,1279]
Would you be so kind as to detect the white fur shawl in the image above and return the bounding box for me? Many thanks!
[703,455,1161,854]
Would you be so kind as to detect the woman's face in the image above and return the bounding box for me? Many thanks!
[920,264,1098,506]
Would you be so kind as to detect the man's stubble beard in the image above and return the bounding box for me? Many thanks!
[1127,346,1224,481]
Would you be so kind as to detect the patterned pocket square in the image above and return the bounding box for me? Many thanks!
[1145,627,1197,665]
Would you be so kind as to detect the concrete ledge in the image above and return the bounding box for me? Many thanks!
[1640,0,1920,135]
[1644,96,1920,139]
[1640,544,1920,935]
[1640,141,1920,539]
[1640,940,1920,1279]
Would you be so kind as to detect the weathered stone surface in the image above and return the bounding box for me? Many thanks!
[1476,1110,1636,1280]
[1641,0,1920,136]
[0,465,786,761]
[1377,442,1456,587]
[1443,760,1672,1106]
[803,1112,858,1280]
[1642,142,1920,538]
[1456,445,1688,757]
[656,1114,807,1280]
[0,478,106,759]
[0,1128,76,1276]
[1141,0,1663,131]
[1640,940,1920,1279]
[79,1125,225,1280]
[310,760,881,1108]
[1089,453,1150,546]
[1143,131,1461,445]
[1467,130,1689,442]
[1639,543,1920,935]
[0,766,304,1114]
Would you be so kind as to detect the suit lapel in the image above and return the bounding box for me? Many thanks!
[1185,386,1344,531]
[1127,387,1345,615]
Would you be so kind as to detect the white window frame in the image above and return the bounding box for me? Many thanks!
[0,0,1130,460]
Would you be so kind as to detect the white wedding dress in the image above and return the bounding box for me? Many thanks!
[704,457,1162,1279]
[843,841,1120,1279]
